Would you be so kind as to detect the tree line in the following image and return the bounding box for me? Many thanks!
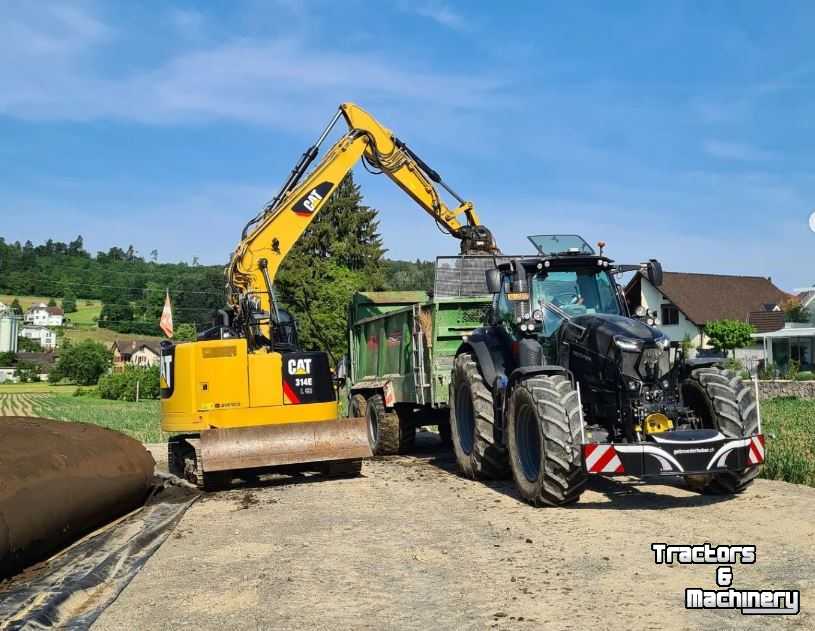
[0,173,438,357]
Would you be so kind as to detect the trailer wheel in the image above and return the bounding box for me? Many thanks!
[365,394,401,455]
[349,393,368,419]
[449,353,509,479]
[507,375,586,506]
[681,367,760,494]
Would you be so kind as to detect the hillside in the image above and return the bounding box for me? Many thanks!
[0,236,435,346]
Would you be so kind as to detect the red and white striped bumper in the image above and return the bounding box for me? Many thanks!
[582,433,765,477]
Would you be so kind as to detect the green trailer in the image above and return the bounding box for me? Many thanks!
[344,256,496,454]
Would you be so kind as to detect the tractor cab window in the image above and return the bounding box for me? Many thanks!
[532,269,621,335]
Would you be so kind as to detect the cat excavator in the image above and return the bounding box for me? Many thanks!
[160,103,498,487]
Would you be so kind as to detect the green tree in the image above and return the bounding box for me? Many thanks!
[98,366,160,400]
[783,298,810,324]
[704,320,756,358]
[17,336,40,352]
[47,297,57,307]
[276,172,386,361]
[0,351,16,367]
[51,339,111,385]
[14,361,40,383]
[174,323,197,342]
[62,288,77,313]
[278,260,368,361]
[10,298,22,316]
[289,172,385,277]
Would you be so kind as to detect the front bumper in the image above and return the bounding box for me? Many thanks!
[582,430,765,477]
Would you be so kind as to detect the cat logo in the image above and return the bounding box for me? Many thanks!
[292,181,333,215]
[288,358,313,375]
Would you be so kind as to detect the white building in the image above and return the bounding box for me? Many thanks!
[24,303,64,327]
[20,325,58,350]
[625,271,790,367]
[0,312,20,353]
[111,340,161,371]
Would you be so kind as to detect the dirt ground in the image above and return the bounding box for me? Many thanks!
[95,433,814,630]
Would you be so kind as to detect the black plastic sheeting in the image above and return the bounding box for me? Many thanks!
[0,476,199,630]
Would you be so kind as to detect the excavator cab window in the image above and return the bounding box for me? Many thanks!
[271,308,299,351]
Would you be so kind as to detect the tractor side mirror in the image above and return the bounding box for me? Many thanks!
[646,259,663,287]
[485,268,502,294]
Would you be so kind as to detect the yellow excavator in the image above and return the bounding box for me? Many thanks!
[160,103,497,488]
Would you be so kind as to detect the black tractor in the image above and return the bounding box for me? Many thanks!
[449,235,764,506]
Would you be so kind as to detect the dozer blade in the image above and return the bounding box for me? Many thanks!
[199,418,372,472]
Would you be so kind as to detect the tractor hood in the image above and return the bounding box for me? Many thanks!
[559,313,665,355]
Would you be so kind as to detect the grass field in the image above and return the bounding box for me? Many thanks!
[0,393,164,442]
[0,383,83,394]
[62,326,163,346]
[0,294,102,326]
[760,397,815,487]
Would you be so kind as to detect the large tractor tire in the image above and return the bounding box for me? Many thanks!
[365,394,414,455]
[681,367,760,494]
[507,374,587,506]
[449,353,509,479]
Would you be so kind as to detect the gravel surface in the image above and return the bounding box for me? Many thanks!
[95,434,814,630]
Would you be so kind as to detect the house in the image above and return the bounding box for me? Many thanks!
[625,271,791,364]
[20,325,59,350]
[753,323,815,372]
[24,303,64,327]
[111,340,161,372]
[0,351,57,382]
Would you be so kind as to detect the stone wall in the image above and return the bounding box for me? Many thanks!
[745,380,815,401]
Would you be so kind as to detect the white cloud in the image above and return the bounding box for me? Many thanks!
[0,4,504,128]
[409,2,468,31]
[703,140,777,162]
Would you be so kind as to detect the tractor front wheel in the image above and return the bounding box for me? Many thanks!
[507,375,587,506]
[449,353,509,479]
[681,367,760,494]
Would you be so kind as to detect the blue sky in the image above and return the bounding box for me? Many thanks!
[1,1,813,291]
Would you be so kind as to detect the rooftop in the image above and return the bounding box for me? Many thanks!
[629,271,791,326]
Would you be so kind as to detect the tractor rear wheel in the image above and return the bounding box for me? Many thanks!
[365,394,414,455]
[681,367,760,494]
[449,353,509,479]
[507,374,587,506]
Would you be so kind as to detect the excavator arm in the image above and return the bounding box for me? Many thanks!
[226,103,497,326]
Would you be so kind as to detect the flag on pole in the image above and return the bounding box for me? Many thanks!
[160,289,173,338]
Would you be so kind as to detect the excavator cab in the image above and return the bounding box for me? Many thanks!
[161,302,371,488]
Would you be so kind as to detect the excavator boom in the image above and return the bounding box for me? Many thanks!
[160,103,496,486]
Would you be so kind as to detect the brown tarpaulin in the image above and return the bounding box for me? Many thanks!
[0,417,155,577]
